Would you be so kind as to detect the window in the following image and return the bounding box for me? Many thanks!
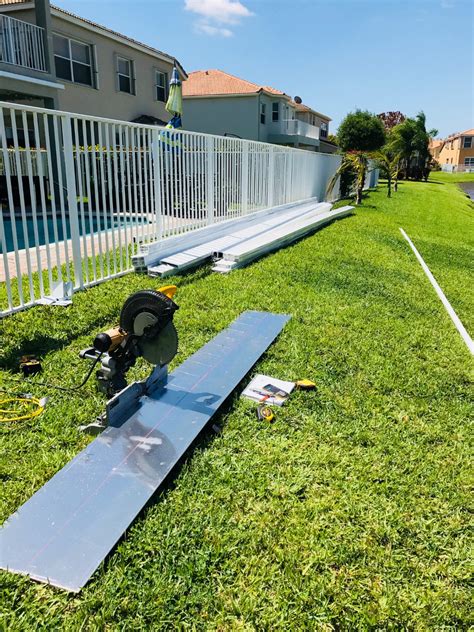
[53,34,94,86]
[464,157,474,166]
[320,122,328,139]
[117,56,135,94]
[260,103,266,124]
[272,102,279,122]
[463,137,472,148]
[155,70,168,102]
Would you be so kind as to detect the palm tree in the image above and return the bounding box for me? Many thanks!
[374,147,402,197]
[391,112,438,180]
[329,110,386,204]
[327,151,369,205]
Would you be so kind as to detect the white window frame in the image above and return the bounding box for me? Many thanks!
[271,102,279,122]
[155,70,168,102]
[53,33,95,88]
[464,157,474,166]
[260,103,266,125]
[463,137,472,149]
[116,55,135,95]
[320,121,328,138]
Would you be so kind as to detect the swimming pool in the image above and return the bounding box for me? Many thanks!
[1,214,147,253]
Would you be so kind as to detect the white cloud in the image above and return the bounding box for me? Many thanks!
[185,0,253,36]
[440,0,455,8]
[196,21,234,37]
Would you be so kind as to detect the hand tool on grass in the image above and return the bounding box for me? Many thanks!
[256,404,275,423]
[295,379,316,390]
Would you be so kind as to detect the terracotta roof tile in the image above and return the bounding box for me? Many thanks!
[444,128,474,141]
[183,70,289,98]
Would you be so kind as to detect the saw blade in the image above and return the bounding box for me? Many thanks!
[137,321,178,366]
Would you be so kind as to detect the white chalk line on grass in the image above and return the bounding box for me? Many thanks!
[400,228,474,356]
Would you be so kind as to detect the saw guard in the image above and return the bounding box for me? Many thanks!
[119,289,179,338]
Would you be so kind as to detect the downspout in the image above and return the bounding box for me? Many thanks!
[35,0,55,77]
[35,0,58,109]
[257,92,261,141]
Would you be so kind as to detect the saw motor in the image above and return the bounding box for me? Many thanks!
[80,285,179,397]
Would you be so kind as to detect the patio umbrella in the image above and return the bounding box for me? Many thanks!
[165,66,182,130]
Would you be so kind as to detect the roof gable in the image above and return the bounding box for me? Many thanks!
[183,69,289,98]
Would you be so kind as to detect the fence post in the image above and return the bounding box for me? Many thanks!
[285,151,293,204]
[241,141,249,214]
[206,135,214,224]
[61,114,83,288]
[152,129,163,241]
[267,145,275,208]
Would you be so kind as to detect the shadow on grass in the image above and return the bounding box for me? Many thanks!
[0,333,72,372]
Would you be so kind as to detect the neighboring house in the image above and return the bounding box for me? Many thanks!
[0,0,186,124]
[292,99,336,154]
[182,69,333,153]
[429,139,444,163]
[430,129,474,171]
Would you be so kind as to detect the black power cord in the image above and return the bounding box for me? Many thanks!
[2,353,103,394]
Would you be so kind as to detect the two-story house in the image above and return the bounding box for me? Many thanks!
[0,0,186,124]
[292,99,336,154]
[182,69,333,153]
[430,129,474,172]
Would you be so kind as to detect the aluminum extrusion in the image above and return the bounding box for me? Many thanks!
[0,311,290,592]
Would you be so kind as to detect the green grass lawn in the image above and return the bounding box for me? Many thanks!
[1,174,473,630]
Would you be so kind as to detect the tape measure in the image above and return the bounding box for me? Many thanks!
[295,379,316,390]
[256,404,275,423]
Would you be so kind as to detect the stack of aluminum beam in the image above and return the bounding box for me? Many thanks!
[147,200,331,277]
[211,206,354,273]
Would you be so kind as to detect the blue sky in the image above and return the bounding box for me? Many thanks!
[56,0,473,137]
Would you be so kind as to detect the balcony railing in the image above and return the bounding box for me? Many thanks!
[281,119,320,140]
[0,13,46,72]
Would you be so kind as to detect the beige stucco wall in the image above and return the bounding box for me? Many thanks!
[437,136,474,166]
[183,95,259,139]
[183,93,293,141]
[51,16,175,122]
[2,6,179,122]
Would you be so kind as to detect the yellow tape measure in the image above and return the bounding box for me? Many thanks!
[257,404,275,423]
[0,396,45,423]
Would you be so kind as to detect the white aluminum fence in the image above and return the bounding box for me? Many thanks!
[0,14,46,72]
[441,163,474,173]
[0,101,342,316]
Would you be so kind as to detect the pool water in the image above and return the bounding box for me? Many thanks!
[1,215,146,253]
[458,182,474,201]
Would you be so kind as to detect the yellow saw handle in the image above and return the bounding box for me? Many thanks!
[158,285,177,300]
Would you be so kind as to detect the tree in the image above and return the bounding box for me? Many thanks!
[338,110,386,153]
[330,111,386,204]
[391,111,438,181]
[378,111,406,131]
[374,145,402,197]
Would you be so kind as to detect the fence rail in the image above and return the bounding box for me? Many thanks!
[0,101,343,316]
[0,14,46,72]
[441,163,474,173]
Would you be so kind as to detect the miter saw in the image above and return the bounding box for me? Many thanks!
[79,285,179,432]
